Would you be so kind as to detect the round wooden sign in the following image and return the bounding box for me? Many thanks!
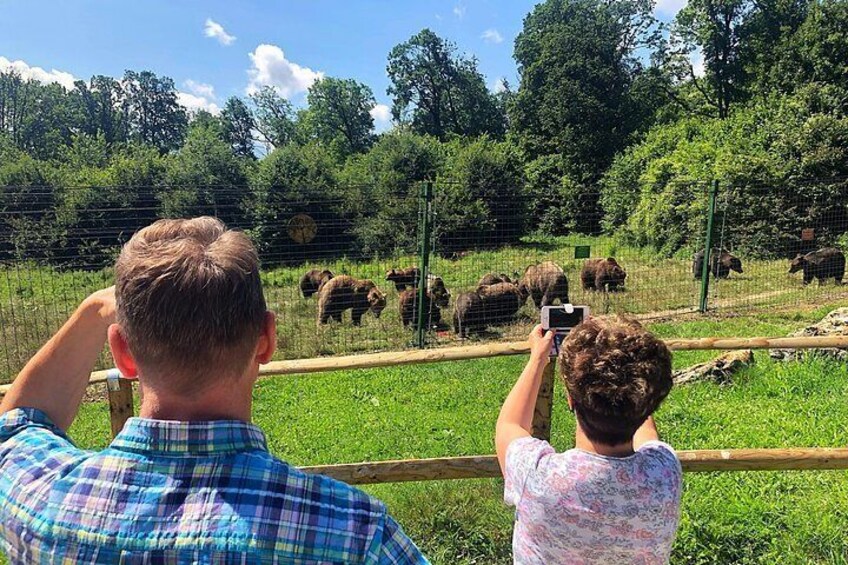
[287,214,317,244]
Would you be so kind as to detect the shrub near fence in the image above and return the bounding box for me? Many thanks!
[1,179,848,384]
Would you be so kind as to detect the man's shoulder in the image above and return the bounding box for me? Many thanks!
[247,449,387,517]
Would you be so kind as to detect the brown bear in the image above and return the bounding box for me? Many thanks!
[317,275,387,326]
[453,291,487,337]
[789,247,845,285]
[581,258,627,291]
[477,273,513,288]
[692,249,743,279]
[477,282,524,325]
[385,267,420,291]
[427,275,451,308]
[518,262,569,308]
[299,269,334,298]
[398,289,443,328]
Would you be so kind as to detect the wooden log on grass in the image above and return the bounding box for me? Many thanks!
[301,448,848,485]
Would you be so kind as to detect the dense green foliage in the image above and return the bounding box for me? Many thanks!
[1,0,848,264]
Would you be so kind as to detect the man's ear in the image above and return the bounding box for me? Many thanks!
[108,324,139,379]
[255,311,277,365]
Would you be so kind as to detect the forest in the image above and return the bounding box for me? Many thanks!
[1,0,847,267]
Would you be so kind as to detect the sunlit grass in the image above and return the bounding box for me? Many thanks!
[15,311,841,564]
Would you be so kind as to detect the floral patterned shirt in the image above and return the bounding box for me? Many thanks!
[504,436,682,565]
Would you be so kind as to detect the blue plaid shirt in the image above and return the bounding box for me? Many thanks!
[0,408,427,564]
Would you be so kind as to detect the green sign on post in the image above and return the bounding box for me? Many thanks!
[574,245,590,259]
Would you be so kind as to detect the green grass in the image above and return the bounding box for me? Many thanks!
[2,236,848,384]
[2,309,837,564]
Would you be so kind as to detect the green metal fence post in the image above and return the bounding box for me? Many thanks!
[415,181,434,348]
[699,180,719,313]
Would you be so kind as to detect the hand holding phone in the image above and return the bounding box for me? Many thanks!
[541,305,590,357]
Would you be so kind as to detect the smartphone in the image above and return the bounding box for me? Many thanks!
[541,305,590,357]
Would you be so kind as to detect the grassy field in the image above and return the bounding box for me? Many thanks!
[1,305,844,564]
[2,235,847,384]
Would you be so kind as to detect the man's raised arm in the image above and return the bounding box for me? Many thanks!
[0,287,115,431]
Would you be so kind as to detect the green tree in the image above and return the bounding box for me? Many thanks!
[665,0,752,119]
[788,0,848,88]
[436,137,526,251]
[122,70,188,153]
[303,77,375,156]
[248,142,341,262]
[0,71,78,159]
[249,86,298,148]
[220,96,256,159]
[72,75,127,144]
[511,0,660,180]
[340,131,444,255]
[387,29,505,140]
[162,121,250,226]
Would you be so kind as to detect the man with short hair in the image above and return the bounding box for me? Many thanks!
[0,217,426,563]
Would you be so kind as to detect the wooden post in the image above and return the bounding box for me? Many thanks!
[107,378,134,438]
[531,357,555,441]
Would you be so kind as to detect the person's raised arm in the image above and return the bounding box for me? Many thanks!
[495,324,554,473]
[0,287,115,431]
[633,415,660,450]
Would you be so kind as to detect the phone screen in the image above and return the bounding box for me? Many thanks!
[547,307,586,329]
[542,306,589,357]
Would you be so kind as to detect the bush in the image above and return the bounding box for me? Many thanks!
[601,86,848,257]
[340,131,444,257]
[249,142,344,264]
[436,137,526,252]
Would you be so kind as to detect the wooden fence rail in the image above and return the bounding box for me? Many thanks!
[302,448,848,485]
[2,334,846,483]
[2,334,845,398]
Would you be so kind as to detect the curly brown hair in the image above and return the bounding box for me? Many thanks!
[559,317,672,445]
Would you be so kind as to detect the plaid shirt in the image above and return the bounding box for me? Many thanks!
[0,408,427,564]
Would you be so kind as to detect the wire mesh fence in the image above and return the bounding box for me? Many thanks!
[704,177,848,312]
[1,179,847,385]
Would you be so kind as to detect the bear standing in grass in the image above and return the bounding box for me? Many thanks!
[453,291,487,337]
[581,258,627,291]
[398,276,451,328]
[386,267,420,291]
[518,262,569,308]
[789,247,845,285]
[317,275,386,325]
[692,249,743,279]
[299,269,334,298]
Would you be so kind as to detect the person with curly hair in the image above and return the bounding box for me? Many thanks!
[496,317,681,564]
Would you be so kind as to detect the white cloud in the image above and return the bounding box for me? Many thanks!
[177,91,220,115]
[178,79,219,114]
[481,29,504,44]
[654,0,687,17]
[370,104,392,133]
[453,3,466,19]
[204,18,236,46]
[691,49,705,78]
[246,44,323,98]
[0,56,77,90]
[370,104,391,123]
[490,77,507,93]
[184,79,216,100]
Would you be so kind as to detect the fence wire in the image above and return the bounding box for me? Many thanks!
[0,179,846,384]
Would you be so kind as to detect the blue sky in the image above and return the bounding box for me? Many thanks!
[0,0,685,130]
